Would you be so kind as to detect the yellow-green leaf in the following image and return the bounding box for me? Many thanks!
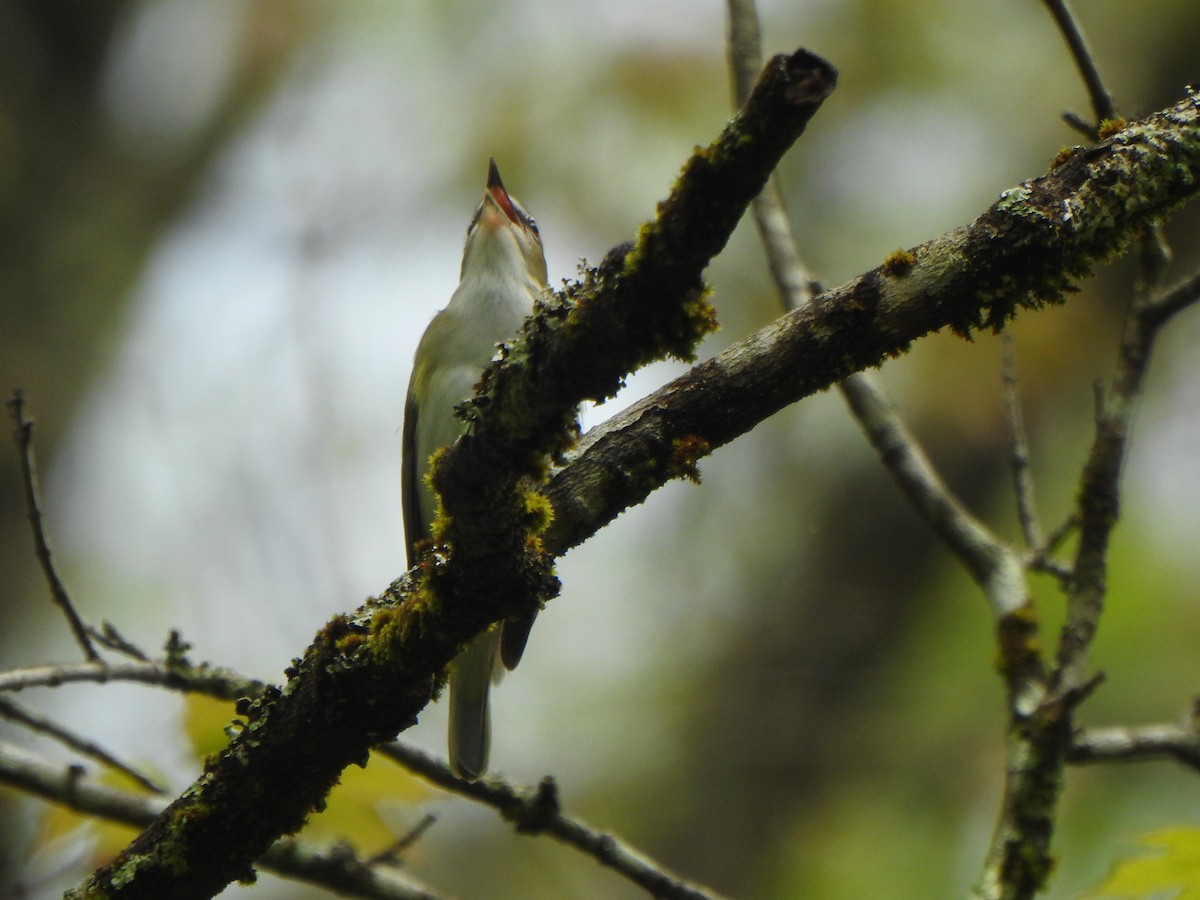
[184,694,433,854]
[1083,827,1200,900]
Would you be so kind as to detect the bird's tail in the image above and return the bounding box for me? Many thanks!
[448,627,503,779]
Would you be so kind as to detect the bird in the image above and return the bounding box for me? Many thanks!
[402,159,547,779]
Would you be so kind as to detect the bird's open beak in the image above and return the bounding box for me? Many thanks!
[485,158,522,228]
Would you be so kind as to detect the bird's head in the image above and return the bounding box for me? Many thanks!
[459,158,548,292]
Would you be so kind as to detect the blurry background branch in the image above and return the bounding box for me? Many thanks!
[0,0,299,643]
[7,392,98,660]
[379,742,723,900]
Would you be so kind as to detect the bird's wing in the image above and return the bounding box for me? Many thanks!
[500,612,537,670]
[401,389,425,570]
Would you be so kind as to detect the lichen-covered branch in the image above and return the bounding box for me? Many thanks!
[544,91,1200,556]
[0,741,443,900]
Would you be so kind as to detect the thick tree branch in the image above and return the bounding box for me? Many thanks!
[410,47,842,666]
[0,741,443,900]
[544,90,1200,557]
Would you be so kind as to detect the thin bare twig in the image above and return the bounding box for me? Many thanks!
[1060,110,1098,139]
[1040,0,1117,132]
[726,0,822,308]
[725,0,1027,613]
[0,695,165,793]
[1070,717,1200,772]
[0,657,264,700]
[1024,551,1074,585]
[0,740,443,900]
[7,391,99,661]
[88,621,151,661]
[1056,266,1200,663]
[1055,275,1200,691]
[379,742,726,900]
[1041,514,1079,558]
[1139,265,1200,327]
[729,14,1061,896]
[1002,337,1045,549]
[365,814,437,866]
[841,383,1029,608]
[977,9,1194,899]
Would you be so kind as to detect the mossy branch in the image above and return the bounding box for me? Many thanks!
[544,91,1200,554]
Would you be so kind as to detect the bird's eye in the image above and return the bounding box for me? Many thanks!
[467,203,483,234]
[510,201,537,235]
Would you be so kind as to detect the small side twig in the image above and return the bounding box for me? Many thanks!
[1040,514,1079,558]
[379,741,725,900]
[726,0,822,309]
[1040,0,1117,132]
[0,695,165,794]
[1056,269,1200,690]
[7,391,99,662]
[0,657,265,700]
[1070,715,1200,773]
[88,621,150,661]
[1002,336,1044,549]
[1139,265,1200,329]
[365,814,437,866]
